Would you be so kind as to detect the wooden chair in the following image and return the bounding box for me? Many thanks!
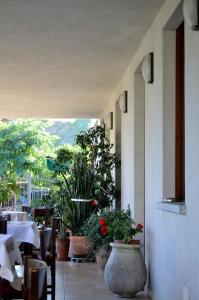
[0,219,7,233]
[32,208,54,227]
[2,214,11,221]
[22,205,32,215]
[23,257,47,300]
[0,257,47,300]
[39,219,56,300]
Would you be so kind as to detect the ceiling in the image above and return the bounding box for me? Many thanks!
[0,0,164,118]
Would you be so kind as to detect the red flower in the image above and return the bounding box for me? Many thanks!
[100,225,108,236]
[90,199,98,207]
[136,224,144,231]
[99,218,106,225]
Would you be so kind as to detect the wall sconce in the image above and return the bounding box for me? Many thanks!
[141,52,154,84]
[183,0,199,30]
[106,112,113,130]
[119,91,128,113]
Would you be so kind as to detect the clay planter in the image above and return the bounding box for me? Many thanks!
[69,236,91,257]
[56,238,70,261]
[104,242,147,298]
[96,244,112,271]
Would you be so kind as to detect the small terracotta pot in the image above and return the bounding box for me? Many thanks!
[69,236,91,257]
[56,238,70,261]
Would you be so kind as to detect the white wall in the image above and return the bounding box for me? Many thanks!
[102,0,199,299]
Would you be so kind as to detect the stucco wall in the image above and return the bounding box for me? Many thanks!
[102,0,199,299]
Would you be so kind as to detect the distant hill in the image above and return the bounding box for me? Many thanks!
[47,119,91,146]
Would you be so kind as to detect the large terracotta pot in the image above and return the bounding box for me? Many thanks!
[96,244,112,271]
[69,236,91,257]
[56,238,70,261]
[104,242,147,298]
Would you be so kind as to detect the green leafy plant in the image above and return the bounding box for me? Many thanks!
[0,177,21,205]
[49,126,120,207]
[76,126,120,207]
[82,209,144,250]
[40,182,97,236]
[46,126,120,235]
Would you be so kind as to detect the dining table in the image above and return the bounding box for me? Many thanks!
[0,234,23,290]
[7,220,40,248]
[2,210,28,221]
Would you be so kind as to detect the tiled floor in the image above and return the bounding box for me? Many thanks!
[54,261,151,300]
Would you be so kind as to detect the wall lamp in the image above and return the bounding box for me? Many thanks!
[119,91,128,113]
[106,112,113,130]
[141,52,154,84]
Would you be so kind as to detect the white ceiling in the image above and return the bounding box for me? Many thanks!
[0,0,164,118]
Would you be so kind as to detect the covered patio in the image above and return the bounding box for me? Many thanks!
[0,0,199,299]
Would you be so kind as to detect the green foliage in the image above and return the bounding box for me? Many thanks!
[0,177,21,205]
[52,126,119,206]
[75,126,120,207]
[40,182,97,236]
[109,209,135,242]
[46,125,119,235]
[0,119,58,177]
[82,209,144,249]
[82,210,113,250]
[39,185,70,238]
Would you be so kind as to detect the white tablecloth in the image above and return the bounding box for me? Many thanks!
[0,234,22,290]
[2,211,28,221]
[7,221,40,248]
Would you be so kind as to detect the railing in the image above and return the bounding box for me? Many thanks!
[1,175,56,209]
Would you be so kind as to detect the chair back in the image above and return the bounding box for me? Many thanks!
[22,205,32,214]
[24,257,47,300]
[32,208,54,227]
[40,228,52,261]
[40,218,57,262]
[2,213,11,221]
[0,219,7,234]
[39,218,57,300]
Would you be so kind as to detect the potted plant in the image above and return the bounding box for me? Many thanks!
[96,209,146,298]
[47,126,120,258]
[40,186,70,261]
[82,209,113,270]
[61,194,97,258]
[53,147,98,258]
[82,209,144,270]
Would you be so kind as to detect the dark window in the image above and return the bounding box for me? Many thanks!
[175,22,185,201]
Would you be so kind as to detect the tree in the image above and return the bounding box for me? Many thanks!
[0,119,58,178]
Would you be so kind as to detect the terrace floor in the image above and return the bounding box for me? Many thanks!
[54,261,151,300]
